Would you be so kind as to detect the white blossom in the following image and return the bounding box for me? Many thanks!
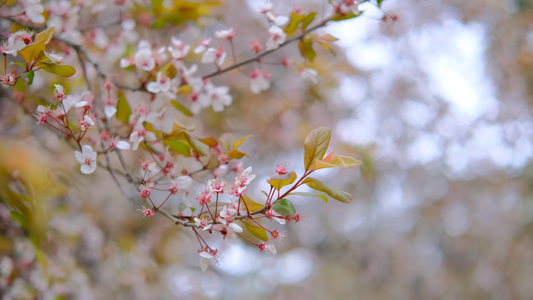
[266,26,286,50]
[75,145,97,174]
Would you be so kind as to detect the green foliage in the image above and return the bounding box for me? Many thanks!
[178,203,195,213]
[149,0,221,29]
[285,12,306,36]
[116,92,132,124]
[272,198,296,216]
[19,41,46,64]
[241,220,268,241]
[303,126,331,171]
[331,11,361,22]
[37,63,76,77]
[301,12,316,31]
[163,139,191,156]
[298,35,316,62]
[33,27,55,45]
[242,194,264,212]
[171,100,193,116]
[184,132,210,155]
[288,192,328,203]
[20,70,35,85]
[303,177,352,203]
[312,151,362,170]
[268,172,297,191]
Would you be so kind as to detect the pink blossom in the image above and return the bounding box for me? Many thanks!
[249,40,263,53]
[198,247,220,272]
[208,179,226,194]
[205,83,232,112]
[0,72,16,86]
[54,84,66,102]
[44,51,63,64]
[196,187,212,206]
[194,38,211,54]
[218,203,238,225]
[104,105,117,118]
[79,115,95,132]
[129,128,146,151]
[266,26,286,50]
[249,69,271,94]
[109,137,130,150]
[258,2,273,14]
[133,48,155,71]
[201,47,226,67]
[270,229,286,240]
[169,176,191,194]
[146,72,171,94]
[265,209,286,224]
[194,217,209,228]
[139,186,152,200]
[301,68,319,84]
[25,1,45,23]
[215,28,236,40]
[229,166,256,197]
[139,206,155,218]
[259,242,277,254]
[34,105,50,125]
[275,162,289,175]
[188,90,209,114]
[265,12,288,27]
[167,37,190,60]
[344,0,360,14]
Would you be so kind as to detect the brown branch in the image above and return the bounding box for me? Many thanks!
[202,16,332,80]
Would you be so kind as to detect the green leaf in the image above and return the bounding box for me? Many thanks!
[303,177,352,203]
[38,63,76,77]
[178,203,188,212]
[377,0,385,6]
[178,203,195,213]
[303,126,331,171]
[312,151,362,170]
[241,220,268,241]
[34,27,55,45]
[19,41,46,64]
[242,194,264,212]
[144,122,163,139]
[233,135,252,150]
[219,133,235,152]
[10,62,26,68]
[331,11,361,22]
[227,149,247,160]
[10,210,28,228]
[184,133,210,156]
[177,84,192,96]
[272,198,296,216]
[284,12,306,36]
[116,92,132,124]
[301,12,316,31]
[316,34,339,42]
[163,139,191,156]
[288,192,328,202]
[171,121,195,133]
[317,41,337,56]
[268,172,297,191]
[199,137,218,147]
[298,36,316,62]
[171,100,193,116]
[21,70,35,85]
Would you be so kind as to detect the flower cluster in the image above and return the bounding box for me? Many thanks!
[1,0,366,274]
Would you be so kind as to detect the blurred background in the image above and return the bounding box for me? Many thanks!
[1,0,533,299]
